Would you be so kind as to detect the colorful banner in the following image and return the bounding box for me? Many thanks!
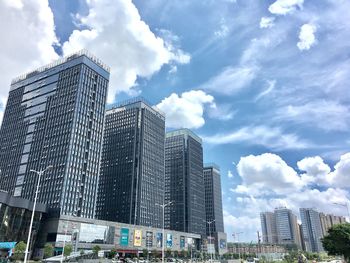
[146,231,153,247]
[156,233,163,248]
[166,233,173,248]
[120,228,129,246]
[180,236,185,249]
[220,239,226,249]
[134,229,142,247]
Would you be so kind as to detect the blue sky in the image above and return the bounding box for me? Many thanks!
[0,0,350,242]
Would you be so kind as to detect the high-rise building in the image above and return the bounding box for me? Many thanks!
[164,129,206,236]
[300,208,324,252]
[96,98,165,228]
[0,51,109,218]
[260,212,278,244]
[320,212,346,236]
[203,163,224,236]
[274,207,302,249]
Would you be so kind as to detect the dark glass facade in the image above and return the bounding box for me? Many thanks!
[165,129,206,236]
[0,51,109,218]
[96,99,165,228]
[0,191,46,243]
[203,164,224,236]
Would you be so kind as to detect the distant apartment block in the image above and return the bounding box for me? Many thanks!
[164,129,206,236]
[300,208,324,252]
[275,207,302,249]
[96,98,165,228]
[319,212,346,236]
[0,51,109,218]
[260,212,278,244]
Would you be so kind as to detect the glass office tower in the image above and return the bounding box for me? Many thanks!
[203,164,224,236]
[0,50,109,218]
[300,208,324,252]
[96,98,165,228]
[165,129,206,236]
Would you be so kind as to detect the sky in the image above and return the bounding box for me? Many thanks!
[0,0,350,242]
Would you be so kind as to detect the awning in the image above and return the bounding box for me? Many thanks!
[0,242,16,250]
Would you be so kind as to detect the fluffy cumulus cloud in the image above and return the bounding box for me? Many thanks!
[235,153,304,195]
[268,0,304,15]
[328,153,350,188]
[62,0,190,103]
[0,0,58,124]
[157,90,215,129]
[297,156,331,185]
[260,17,275,29]
[297,23,317,51]
[203,125,311,151]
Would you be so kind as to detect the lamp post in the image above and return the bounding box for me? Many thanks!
[156,201,173,263]
[232,232,243,262]
[206,220,215,263]
[24,165,53,263]
[333,202,350,222]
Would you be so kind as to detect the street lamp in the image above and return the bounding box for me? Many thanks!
[232,232,243,262]
[206,220,215,263]
[156,201,173,263]
[24,165,53,263]
[333,202,350,222]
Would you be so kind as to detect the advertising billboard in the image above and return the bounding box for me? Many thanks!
[180,236,185,249]
[146,231,153,247]
[166,233,173,248]
[220,239,226,249]
[120,228,129,246]
[134,229,142,247]
[156,233,163,248]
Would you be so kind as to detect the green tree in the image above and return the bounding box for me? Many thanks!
[80,249,85,256]
[110,248,117,258]
[93,245,102,255]
[166,248,172,258]
[64,244,73,257]
[322,223,350,262]
[13,241,26,261]
[43,243,54,259]
[142,249,148,258]
[151,249,159,259]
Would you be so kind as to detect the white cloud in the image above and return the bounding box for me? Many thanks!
[297,156,331,185]
[268,0,304,15]
[0,0,58,125]
[203,125,311,150]
[254,80,276,101]
[207,103,236,121]
[215,18,229,38]
[224,210,260,241]
[157,90,215,129]
[260,17,275,29]
[297,23,317,51]
[62,0,190,103]
[228,170,233,178]
[235,153,304,195]
[328,153,350,188]
[275,100,350,131]
[201,66,258,95]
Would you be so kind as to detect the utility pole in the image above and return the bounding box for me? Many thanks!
[232,232,243,262]
[257,231,262,254]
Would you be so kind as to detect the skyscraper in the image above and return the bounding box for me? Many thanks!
[203,163,224,236]
[300,208,324,252]
[164,129,206,236]
[260,212,278,244]
[0,50,109,218]
[96,98,165,228]
[274,207,302,249]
